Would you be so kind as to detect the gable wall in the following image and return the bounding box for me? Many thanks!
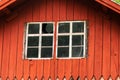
[0,0,120,79]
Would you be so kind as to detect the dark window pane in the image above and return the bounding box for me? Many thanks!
[58,36,69,46]
[72,35,84,45]
[58,23,70,33]
[27,48,38,58]
[41,48,52,58]
[72,47,83,57]
[42,23,53,34]
[73,22,84,32]
[57,47,69,57]
[28,37,39,46]
[28,24,39,34]
[42,36,53,46]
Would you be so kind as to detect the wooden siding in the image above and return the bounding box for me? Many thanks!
[0,0,120,79]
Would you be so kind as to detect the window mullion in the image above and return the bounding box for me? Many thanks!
[69,22,72,58]
[39,23,41,58]
[56,22,59,58]
[25,24,29,58]
[83,21,86,57]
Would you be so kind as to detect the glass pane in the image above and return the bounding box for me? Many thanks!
[72,35,84,45]
[41,48,52,58]
[57,47,69,57]
[58,36,69,46]
[27,48,38,58]
[58,23,70,33]
[72,47,83,57]
[28,24,39,34]
[73,22,84,32]
[42,36,53,46]
[28,36,39,46]
[42,23,53,34]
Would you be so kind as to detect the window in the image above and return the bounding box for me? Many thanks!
[24,22,54,59]
[24,21,87,59]
[57,21,87,58]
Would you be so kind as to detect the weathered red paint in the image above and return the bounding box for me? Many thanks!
[0,0,16,10]
[0,0,120,79]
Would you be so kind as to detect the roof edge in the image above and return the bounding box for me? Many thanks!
[0,0,16,11]
[96,0,120,14]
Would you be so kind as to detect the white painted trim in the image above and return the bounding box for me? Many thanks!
[24,21,87,60]
[69,22,72,58]
[24,22,55,59]
[56,21,87,59]
[84,21,87,57]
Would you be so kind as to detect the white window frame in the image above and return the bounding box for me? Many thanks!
[56,21,87,59]
[24,22,55,59]
[23,21,87,60]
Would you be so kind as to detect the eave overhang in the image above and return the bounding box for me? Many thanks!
[96,0,120,14]
[0,0,16,10]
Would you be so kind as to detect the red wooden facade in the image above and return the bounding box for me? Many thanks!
[0,0,120,79]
